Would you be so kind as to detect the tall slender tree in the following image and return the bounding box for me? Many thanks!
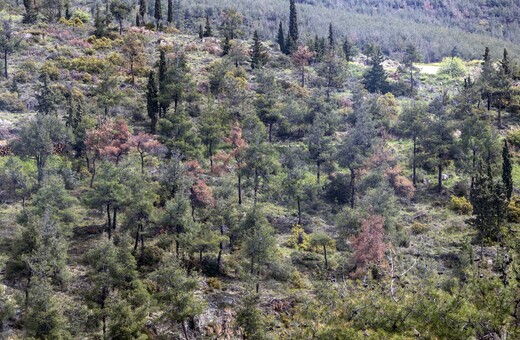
[250,30,267,70]
[277,21,285,54]
[167,0,173,24]
[146,71,159,134]
[289,0,298,43]
[503,140,513,201]
[328,23,335,51]
[154,0,162,30]
[203,15,212,37]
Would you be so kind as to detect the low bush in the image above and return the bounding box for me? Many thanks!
[450,195,472,214]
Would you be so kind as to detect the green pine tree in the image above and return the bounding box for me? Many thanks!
[363,47,389,93]
[251,30,267,69]
[289,0,298,43]
[328,23,335,50]
[503,140,513,201]
[154,0,162,29]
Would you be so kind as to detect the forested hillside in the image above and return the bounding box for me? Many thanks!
[1,0,520,338]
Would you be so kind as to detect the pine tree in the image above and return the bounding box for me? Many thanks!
[503,139,513,201]
[289,0,298,43]
[343,37,354,62]
[146,71,159,134]
[251,30,267,70]
[154,0,162,30]
[363,46,389,93]
[328,23,334,51]
[203,15,212,37]
[167,0,173,24]
[277,22,285,54]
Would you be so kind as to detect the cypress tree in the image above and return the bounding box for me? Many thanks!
[276,22,285,54]
[251,30,267,69]
[203,15,212,37]
[139,0,146,24]
[501,48,511,76]
[167,0,173,24]
[198,24,203,40]
[503,140,513,200]
[328,23,334,51]
[222,36,231,56]
[158,50,168,117]
[289,0,298,43]
[136,12,140,27]
[154,0,162,30]
[147,71,159,134]
[285,35,296,55]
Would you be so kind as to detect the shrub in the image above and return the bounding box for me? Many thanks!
[508,195,520,223]
[40,62,60,81]
[449,195,472,214]
[136,245,164,267]
[290,270,305,289]
[0,92,25,112]
[72,9,91,22]
[206,277,222,290]
[507,129,520,148]
[411,222,428,235]
[386,165,415,199]
[287,225,310,250]
[438,57,467,78]
[58,56,106,73]
[87,36,114,50]
[59,17,83,27]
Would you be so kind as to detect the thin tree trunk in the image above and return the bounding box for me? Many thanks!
[253,168,259,205]
[181,320,189,340]
[140,153,145,174]
[350,167,356,209]
[323,245,328,268]
[217,224,224,274]
[301,65,305,87]
[90,159,96,188]
[437,160,443,193]
[119,19,123,35]
[238,174,242,205]
[412,137,417,187]
[106,203,112,240]
[112,207,117,230]
[134,225,140,251]
[4,50,8,79]
[250,256,254,274]
[209,141,213,172]
[140,225,145,261]
[130,60,135,85]
[317,161,321,184]
[269,123,273,143]
[297,196,301,225]
[199,249,203,265]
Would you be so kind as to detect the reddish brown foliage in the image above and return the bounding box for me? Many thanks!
[190,179,215,208]
[386,165,415,199]
[212,122,248,175]
[85,119,133,164]
[349,215,388,279]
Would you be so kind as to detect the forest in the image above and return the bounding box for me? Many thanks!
[0,0,520,338]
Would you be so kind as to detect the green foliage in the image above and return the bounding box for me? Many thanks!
[288,225,310,250]
[438,56,467,77]
[236,294,266,340]
[450,195,472,214]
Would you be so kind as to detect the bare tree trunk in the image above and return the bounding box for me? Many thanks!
[238,174,242,205]
[297,196,301,225]
[4,50,8,79]
[106,203,112,240]
[350,167,356,209]
[412,137,417,187]
[438,160,442,193]
[323,245,328,268]
[112,207,117,230]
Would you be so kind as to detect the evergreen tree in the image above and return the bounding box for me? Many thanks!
[23,0,38,23]
[167,0,173,24]
[250,30,267,70]
[289,0,298,43]
[110,0,131,35]
[277,21,285,54]
[138,0,146,25]
[158,49,168,117]
[198,24,203,39]
[237,294,266,339]
[203,15,212,37]
[503,140,513,201]
[500,48,511,76]
[154,0,162,30]
[328,23,335,51]
[0,19,21,79]
[146,71,159,134]
[221,35,231,56]
[94,4,109,38]
[285,35,296,55]
[363,46,389,93]
[403,44,421,94]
